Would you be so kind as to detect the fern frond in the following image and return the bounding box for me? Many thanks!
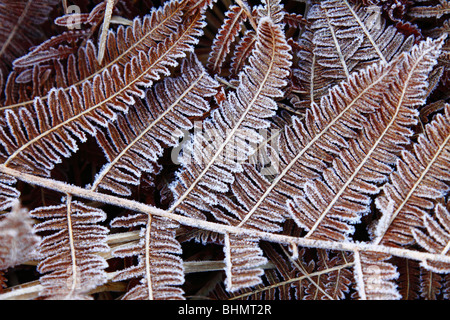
[223,233,267,292]
[413,202,450,273]
[229,52,400,242]
[224,36,443,245]
[207,4,246,74]
[290,36,444,241]
[171,15,291,221]
[0,4,206,176]
[90,54,218,196]
[230,30,256,76]
[309,250,354,300]
[295,0,414,107]
[0,173,20,211]
[110,214,184,300]
[170,4,292,291]
[1,0,188,109]
[353,251,401,300]
[255,0,284,23]
[0,0,449,301]
[11,0,110,75]
[283,13,308,29]
[419,266,444,299]
[30,197,109,299]
[374,103,450,246]
[395,257,421,300]
[213,244,354,300]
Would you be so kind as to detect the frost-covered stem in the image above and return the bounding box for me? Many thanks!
[0,280,44,300]
[65,194,79,296]
[1,165,450,265]
[62,0,68,13]
[97,0,115,64]
[223,233,232,290]
[145,214,154,300]
[352,250,367,300]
